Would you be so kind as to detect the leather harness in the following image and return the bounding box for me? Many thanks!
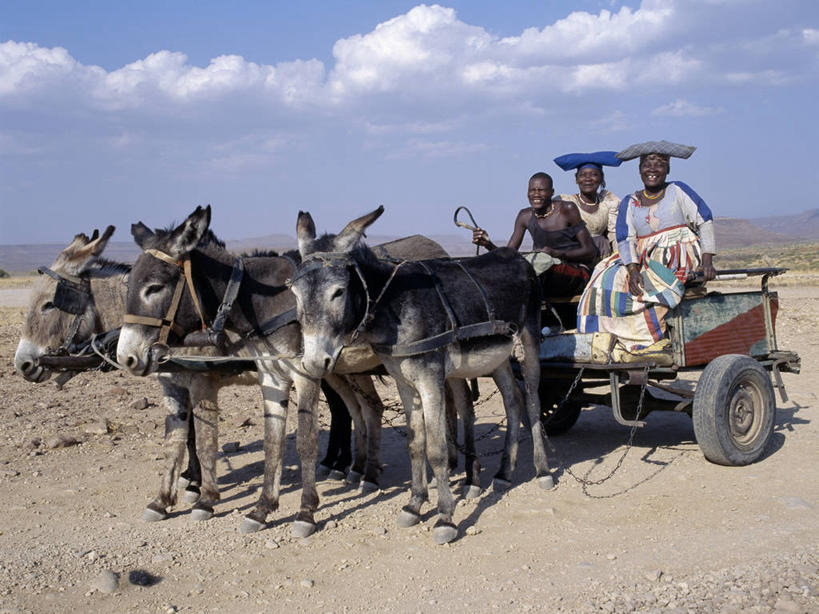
[290,252,517,358]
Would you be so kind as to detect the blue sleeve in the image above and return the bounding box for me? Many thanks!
[615,194,632,243]
[671,181,713,222]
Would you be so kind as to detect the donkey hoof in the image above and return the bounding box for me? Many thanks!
[360,480,380,494]
[463,484,482,500]
[397,508,421,528]
[190,505,214,522]
[328,469,347,481]
[433,521,458,545]
[316,464,332,480]
[537,474,556,490]
[182,487,201,504]
[492,478,512,492]
[291,520,317,539]
[142,506,167,522]
[345,470,363,486]
[239,517,266,534]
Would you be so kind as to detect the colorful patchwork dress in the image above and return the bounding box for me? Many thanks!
[576,181,715,350]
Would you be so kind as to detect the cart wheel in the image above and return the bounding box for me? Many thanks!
[539,380,582,436]
[692,354,776,466]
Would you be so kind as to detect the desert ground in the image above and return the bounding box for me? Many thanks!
[0,276,816,614]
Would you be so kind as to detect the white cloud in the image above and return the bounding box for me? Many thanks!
[0,2,814,125]
[803,28,819,45]
[652,99,722,117]
[385,138,489,159]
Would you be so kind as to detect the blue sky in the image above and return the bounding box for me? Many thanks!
[2,0,818,245]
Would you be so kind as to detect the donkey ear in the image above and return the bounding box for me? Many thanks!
[167,205,211,258]
[51,231,92,269]
[297,211,317,257]
[333,206,384,253]
[66,225,116,274]
[86,225,115,257]
[131,222,154,249]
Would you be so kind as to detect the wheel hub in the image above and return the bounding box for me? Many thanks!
[730,383,761,445]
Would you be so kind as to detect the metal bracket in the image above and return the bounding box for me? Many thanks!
[610,371,646,427]
[771,360,788,403]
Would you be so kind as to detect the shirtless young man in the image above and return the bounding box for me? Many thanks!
[472,172,596,297]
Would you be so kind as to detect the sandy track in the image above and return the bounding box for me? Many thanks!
[0,281,816,613]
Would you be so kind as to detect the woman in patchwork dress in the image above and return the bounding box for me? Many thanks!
[577,141,717,352]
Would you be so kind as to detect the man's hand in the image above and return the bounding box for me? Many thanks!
[627,264,643,295]
[472,228,493,249]
[540,246,559,257]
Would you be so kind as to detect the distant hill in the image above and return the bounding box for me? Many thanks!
[712,217,794,248]
[746,208,819,240]
[2,209,817,273]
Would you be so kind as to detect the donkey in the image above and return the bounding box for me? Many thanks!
[13,227,234,520]
[12,226,365,524]
[115,205,476,537]
[290,206,553,545]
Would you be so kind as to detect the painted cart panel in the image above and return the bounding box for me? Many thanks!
[669,291,779,367]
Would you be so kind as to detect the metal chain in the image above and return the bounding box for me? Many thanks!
[540,367,648,494]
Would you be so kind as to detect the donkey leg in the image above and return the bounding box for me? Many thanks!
[521,326,553,489]
[179,404,202,503]
[392,378,428,529]
[240,369,289,534]
[492,361,522,491]
[144,378,191,521]
[349,375,383,492]
[447,379,481,499]
[417,372,457,545]
[190,394,220,522]
[293,375,321,538]
[444,381,459,473]
[324,374,365,484]
[318,379,352,479]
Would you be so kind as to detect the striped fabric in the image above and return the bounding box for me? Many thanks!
[577,225,702,351]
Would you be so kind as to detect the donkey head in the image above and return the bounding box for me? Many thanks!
[14,226,116,382]
[291,206,383,378]
[117,205,212,376]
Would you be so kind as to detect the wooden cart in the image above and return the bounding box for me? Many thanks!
[537,268,800,466]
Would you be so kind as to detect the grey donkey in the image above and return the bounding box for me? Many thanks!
[115,206,477,538]
[289,206,554,545]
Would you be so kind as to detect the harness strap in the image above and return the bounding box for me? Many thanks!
[250,307,299,338]
[416,260,458,331]
[372,321,516,357]
[182,258,208,331]
[349,259,407,344]
[122,314,186,339]
[211,258,244,334]
[453,259,495,322]
[144,249,179,266]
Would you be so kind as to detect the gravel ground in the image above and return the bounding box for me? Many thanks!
[0,282,816,613]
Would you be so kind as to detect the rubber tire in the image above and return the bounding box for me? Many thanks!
[539,380,582,436]
[692,354,776,466]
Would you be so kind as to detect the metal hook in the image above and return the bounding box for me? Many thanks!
[453,206,482,255]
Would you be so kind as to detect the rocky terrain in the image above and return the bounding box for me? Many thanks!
[0,280,816,614]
